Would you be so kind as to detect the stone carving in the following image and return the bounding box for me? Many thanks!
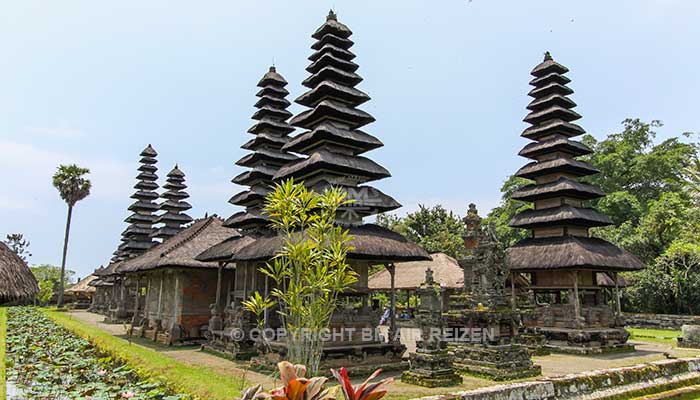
[402,268,462,387]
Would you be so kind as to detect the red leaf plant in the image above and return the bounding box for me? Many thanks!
[330,367,393,400]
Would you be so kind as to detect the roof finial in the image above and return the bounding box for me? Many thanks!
[544,51,553,61]
[327,9,337,21]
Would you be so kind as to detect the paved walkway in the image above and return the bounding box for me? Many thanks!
[67,311,700,400]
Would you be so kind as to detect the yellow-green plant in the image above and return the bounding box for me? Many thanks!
[256,179,357,374]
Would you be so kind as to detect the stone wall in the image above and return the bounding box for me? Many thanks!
[624,313,700,330]
[411,358,700,400]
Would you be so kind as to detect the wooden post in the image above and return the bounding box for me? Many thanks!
[614,271,622,316]
[157,273,164,319]
[144,276,152,320]
[386,263,397,343]
[134,276,141,317]
[510,272,516,310]
[573,271,581,325]
[215,262,224,311]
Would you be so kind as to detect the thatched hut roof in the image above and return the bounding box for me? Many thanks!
[508,236,645,272]
[596,272,630,288]
[196,235,257,263]
[0,242,39,303]
[65,274,98,294]
[229,223,430,263]
[368,253,463,290]
[116,216,239,273]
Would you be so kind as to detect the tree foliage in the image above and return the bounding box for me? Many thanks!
[252,179,357,374]
[4,233,31,262]
[376,204,467,259]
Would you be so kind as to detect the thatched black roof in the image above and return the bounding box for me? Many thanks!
[195,235,257,263]
[508,52,645,274]
[226,66,298,232]
[518,137,592,160]
[229,223,430,263]
[116,216,239,273]
[508,236,645,272]
[511,177,605,202]
[114,144,160,261]
[509,205,612,229]
[0,242,39,303]
[152,165,193,241]
[273,149,390,183]
[282,122,383,156]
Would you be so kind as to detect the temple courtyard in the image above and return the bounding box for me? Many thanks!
[66,310,700,399]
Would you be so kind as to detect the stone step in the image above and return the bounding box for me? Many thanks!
[631,385,700,400]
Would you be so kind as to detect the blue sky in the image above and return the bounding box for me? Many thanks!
[1,0,698,279]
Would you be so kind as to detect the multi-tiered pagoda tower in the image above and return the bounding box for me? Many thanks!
[226,67,299,232]
[152,165,193,241]
[115,145,160,260]
[275,10,400,223]
[508,53,644,354]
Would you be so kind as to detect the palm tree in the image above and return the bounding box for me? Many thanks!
[52,164,91,307]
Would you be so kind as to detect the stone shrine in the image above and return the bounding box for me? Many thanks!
[444,204,541,380]
[402,268,462,387]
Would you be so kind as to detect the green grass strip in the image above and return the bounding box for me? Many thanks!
[627,328,681,345]
[43,309,244,400]
[1,307,7,400]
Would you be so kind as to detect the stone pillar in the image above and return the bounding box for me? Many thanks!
[573,271,581,326]
[386,263,398,343]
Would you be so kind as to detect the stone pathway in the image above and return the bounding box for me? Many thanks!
[67,311,700,400]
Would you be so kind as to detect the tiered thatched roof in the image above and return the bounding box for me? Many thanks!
[507,53,644,273]
[274,10,400,224]
[0,242,39,303]
[116,216,239,273]
[368,253,463,290]
[152,165,193,240]
[114,144,160,261]
[226,66,298,231]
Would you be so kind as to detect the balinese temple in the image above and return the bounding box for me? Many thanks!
[508,52,645,354]
[196,66,297,346]
[152,165,193,241]
[117,216,239,345]
[93,145,161,321]
[212,11,430,370]
[225,66,299,231]
[275,10,400,224]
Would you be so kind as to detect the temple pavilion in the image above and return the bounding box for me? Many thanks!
[508,52,645,354]
[199,11,430,367]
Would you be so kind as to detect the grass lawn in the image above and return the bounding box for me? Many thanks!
[43,308,245,400]
[627,327,682,345]
[1,307,6,400]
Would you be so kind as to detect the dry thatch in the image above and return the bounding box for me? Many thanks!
[368,252,463,290]
[508,236,645,272]
[116,216,239,273]
[230,223,430,263]
[196,235,257,263]
[65,274,98,294]
[509,205,612,228]
[0,242,39,303]
[596,272,630,288]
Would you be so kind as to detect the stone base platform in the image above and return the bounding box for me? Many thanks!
[534,326,635,355]
[401,370,463,388]
[449,343,541,381]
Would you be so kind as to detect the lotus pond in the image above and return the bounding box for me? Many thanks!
[5,307,187,400]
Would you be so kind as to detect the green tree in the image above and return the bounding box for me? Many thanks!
[254,179,358,374]
[4,233,32,262]
[52,164,91,308]
[685,156,700,202]
[376,204,467,259]
[482,176,532,248]
[30,264,75,306]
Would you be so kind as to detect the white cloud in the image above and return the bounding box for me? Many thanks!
[25,126,83,139]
